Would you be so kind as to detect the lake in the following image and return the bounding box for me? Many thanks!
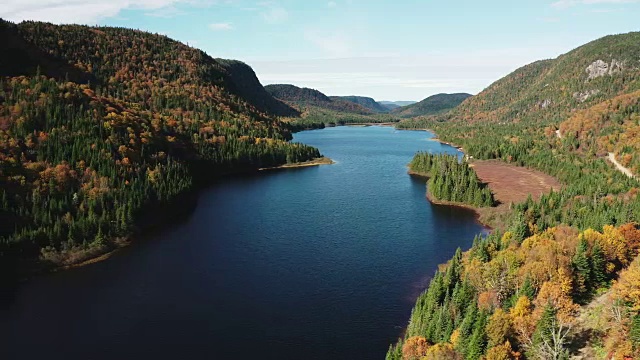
[1,126,487,360]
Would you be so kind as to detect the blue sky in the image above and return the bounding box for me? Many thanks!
[2,0,640,100]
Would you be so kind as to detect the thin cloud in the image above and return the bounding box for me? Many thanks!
[328,1,337,8]
[209,22,233,30]
[249,46,571,100]
[551,0,639,9]
[0,0,222,24]
[145,5,184,17]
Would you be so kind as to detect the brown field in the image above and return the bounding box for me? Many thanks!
[471,160,562,206]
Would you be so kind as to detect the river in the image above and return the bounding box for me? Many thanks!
[1,126,487,360]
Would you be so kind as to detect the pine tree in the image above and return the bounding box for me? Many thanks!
[520,277,536,300]
[509,211,528,243]
[590,242,607,287]
[572,238,591,301]
[466,311,488,360]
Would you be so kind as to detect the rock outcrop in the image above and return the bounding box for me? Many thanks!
[573,89,600,103]
[586,59,624,80]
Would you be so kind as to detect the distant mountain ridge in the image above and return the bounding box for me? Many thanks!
[331,96,389,113]
[264,84,374,115]
[391,93,472,118]
[380,100,416,108]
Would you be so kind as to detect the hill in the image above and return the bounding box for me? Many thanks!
[265,84,374,115]
[390,32,640,360]
[0,19,321,274]
[381,103,400,111]
[331,96,389,113]
[391,93,472,118]
[428,32,640,125]
[215,59,300,117]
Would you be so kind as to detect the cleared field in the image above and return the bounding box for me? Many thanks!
[471,160,561,205]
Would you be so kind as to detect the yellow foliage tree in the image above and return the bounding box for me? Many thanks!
[612,256,640,311]
[486,309,513,348]
[486,341,516,360]
[402,336,429,360]
[424,343,461,360]
[534,280,579,325]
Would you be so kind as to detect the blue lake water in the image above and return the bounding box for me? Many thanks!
[1,126,486,359]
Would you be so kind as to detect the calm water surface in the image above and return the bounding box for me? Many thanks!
[1,126,486,359]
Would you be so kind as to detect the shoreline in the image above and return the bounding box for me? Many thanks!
[395,126,465,151]
[425,187,494,231]
[344,122,397,127]
[12,157,335,282]
[258,157,334,171]
[408,170,494,231]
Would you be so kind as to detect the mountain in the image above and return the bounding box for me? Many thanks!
[215,59,300,117]
[0,19,321,272]
[331,96,389,113]
[380,103,401,111]
[436,32,640,125]
[391,93,472,118]
[265,84,374,115]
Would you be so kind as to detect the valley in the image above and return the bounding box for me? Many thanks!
[1,8,640,360]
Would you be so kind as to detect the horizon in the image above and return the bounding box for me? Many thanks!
[2,1,640,101]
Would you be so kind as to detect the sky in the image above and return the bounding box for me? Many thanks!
[2,1,640,101]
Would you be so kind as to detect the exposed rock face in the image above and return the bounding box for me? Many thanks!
[586,59,624,80]
[573,89,600,103]
[539,99,552,109]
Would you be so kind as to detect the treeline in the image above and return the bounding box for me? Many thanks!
[387,223,640,360]
[284,109,399,131]
[409,153,494,208]
[0,20,321,273]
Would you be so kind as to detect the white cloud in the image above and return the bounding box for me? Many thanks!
[145,5,183,17]
[249,46,571,100]
[551,0,639,9]
[209,22,233,30]
[0,0,222,24]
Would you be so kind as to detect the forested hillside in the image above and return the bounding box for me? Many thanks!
[215,59,300,117]
[392,93,472,118]
[265,84,398,128]
[560,90,640,174]
[0,19,321,275]
[414,32,640,126]
[332,95,390,113]
[391,31,640,359]
[265,84,374,115]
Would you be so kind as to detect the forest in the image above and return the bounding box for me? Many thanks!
[0,20,321,276]
[392,93,472,118]
[409,152,495,208]
[390,31,640,360]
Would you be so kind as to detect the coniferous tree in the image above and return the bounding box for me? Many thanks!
[572,238,591,301]
[590,242,607,287]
